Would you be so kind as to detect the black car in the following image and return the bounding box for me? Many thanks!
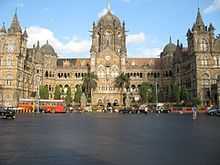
[0,108,16,119]
[208,108,220,116]
[119,108,130,114]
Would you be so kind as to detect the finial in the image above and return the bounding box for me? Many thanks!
[15,8,18,16]
[37,40,40,48]
[169,36,172,44]
[107,0,112,11]
[46,40,49,44]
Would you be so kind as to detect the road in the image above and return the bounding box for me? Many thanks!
[0,113,219,165]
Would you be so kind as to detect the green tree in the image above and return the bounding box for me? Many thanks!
[114,73,130,105]
[180,87,190,102]
[192,97,201,106]
[171,84,181,103]
[39,85,49,99]
[54,85,61,100]
[74,85,82,103]
[139,82,153,103]
[82,72,98,103]
[65,86,72,106]
[114,73,130,91]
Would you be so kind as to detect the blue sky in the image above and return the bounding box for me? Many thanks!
[0,0,220,58]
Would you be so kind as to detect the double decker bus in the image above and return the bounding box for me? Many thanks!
[18,99,65,113]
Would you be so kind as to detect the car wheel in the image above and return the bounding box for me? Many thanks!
[210,112,215,116]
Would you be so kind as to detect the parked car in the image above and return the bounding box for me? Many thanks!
[155,103,170,113]
[119,107,130,114]
[208,107,220,116]
[0,108,16,119]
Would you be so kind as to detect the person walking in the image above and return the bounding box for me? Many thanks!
[192,105,197,120]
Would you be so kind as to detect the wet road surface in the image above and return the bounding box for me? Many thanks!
[0,113,220,165]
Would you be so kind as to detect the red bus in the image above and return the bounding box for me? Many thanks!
[18,99,65,113]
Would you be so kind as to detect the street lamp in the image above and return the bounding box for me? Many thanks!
[0,85,3,107]
[155,78,158,106]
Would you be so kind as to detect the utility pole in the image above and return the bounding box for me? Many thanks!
[0,85,3,107]
[155,78,158,106]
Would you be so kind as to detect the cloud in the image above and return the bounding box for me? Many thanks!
[127,32,162,58]
[129,47,162,58]
[26,26,90,57]
[127,32,145,45]
[98,8,108,18]
[26,27,161,58]
[204,0,220,13]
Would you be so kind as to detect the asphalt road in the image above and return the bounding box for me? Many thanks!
[0,113,220,165]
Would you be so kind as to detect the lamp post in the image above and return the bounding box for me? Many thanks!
[155,78,158,106]
[36,85,40,113]
[0,85,3,107]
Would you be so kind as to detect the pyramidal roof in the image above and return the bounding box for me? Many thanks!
[195,8,204,26]
[8,10,22,33]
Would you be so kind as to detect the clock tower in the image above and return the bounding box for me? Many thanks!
[90,7,127,106]
[0,11,28,106]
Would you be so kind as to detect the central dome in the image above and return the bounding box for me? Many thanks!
[98,10,121,27]
[40,41,56,56]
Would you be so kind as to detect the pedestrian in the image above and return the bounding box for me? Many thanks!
[192,105,197,120]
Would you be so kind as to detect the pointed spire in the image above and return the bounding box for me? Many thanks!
[169,36,172,44]
[208,23,215,32]
[195,8,204,26]
[8,8,22,33]
[0,22,6,33]
[23,28,28,38]
[187,28,192,37]
[37,40,40,49]
[107,0,112,11]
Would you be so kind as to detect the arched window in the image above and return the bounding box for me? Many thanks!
[111,65,119,78]
[45,71,49,77]
[200,39,208,51]
[97,65,106,79]
[7,56,12,66]
[202,73,210,86]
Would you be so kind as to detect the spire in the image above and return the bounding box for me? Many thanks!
[37,40,40,49]
[107,0,112,11]
[23,28,28,38]
[169,36,172,44]
[8,8,22,33]
[0,22,6,33]
[195,8,204,26]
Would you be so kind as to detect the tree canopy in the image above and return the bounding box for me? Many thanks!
[114,73,130,91]
[39,85,49,99]
[65,86,72,106]
[54,85,61,100]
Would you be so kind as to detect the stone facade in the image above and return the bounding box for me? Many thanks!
[0,8,220,107]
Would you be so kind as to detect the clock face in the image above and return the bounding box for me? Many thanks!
[7,43,15,53]
[105,55,111,61]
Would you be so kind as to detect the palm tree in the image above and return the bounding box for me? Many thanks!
[114,73,130,105]
[82,64,98,103]
[139,82,153,103]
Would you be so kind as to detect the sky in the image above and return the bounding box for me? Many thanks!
[0,0,220,58]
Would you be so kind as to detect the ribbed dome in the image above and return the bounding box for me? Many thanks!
[98,10,121,27]
[163,42,176,55]
[40,41,56,56]
[214,39,220,52]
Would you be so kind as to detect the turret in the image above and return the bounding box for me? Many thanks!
[192,8,205,32]
[23,28,28,38]
[0,22,6,33]
[8,10,22,34]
